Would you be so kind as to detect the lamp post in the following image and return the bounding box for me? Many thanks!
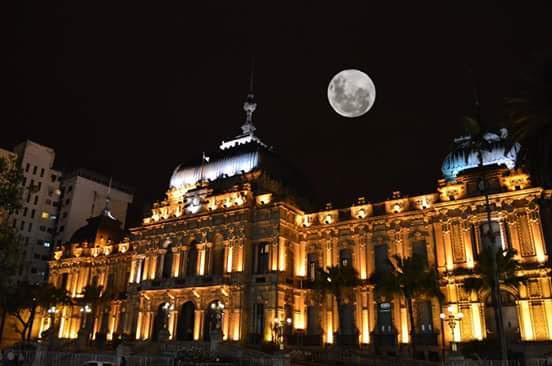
[80,304,92,329]
[440,305,463,353]
[210,301,225,331]
[78,304,92,348]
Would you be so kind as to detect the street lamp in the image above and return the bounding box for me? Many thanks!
[210,301,224,329]
[80,304,92,329]
[440,305,464,353]
[273,318,284,350]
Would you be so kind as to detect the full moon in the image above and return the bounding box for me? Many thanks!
[327,69,376,118]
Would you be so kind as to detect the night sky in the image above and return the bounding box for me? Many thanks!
[8,2,550,227]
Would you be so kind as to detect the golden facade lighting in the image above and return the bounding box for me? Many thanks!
[501,171,530,191]
[438,181,466,201]
[256,193,272,206]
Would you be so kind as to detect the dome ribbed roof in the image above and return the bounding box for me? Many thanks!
[441,129,520,181]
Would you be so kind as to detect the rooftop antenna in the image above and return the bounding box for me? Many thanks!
[103,177,115,219]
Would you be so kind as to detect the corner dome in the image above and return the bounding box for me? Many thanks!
[441,128,521,181]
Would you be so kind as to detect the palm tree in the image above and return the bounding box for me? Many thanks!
[314,264,360,345]
[76,285,104,339]
[370,253,444,358]
[76,285,111,338]
[505,56,552,188]
[462,247,524,339]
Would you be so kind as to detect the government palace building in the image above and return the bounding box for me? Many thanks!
[43,93,552,356]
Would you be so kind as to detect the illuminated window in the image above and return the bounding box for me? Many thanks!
[41,212,49,219]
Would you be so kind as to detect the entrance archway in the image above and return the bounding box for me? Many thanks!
[176,301,195,341]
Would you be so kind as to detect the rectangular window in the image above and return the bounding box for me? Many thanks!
[58,225,64,232]
[40,168,44,177]
[377,303,393,334]
[256,243,269,274]
[39,226,46,232]
[308,253,318,281]
[28,223,32,232]
[45,199,52,205]
[33,196,38,205]
[25,237,29,244]
[33,166,37,175]
[412,240,428,266]
[62,212,68,218]
[23,207,28,217]
[38,182,42,190]
[25,163,30,172]
[253,303,265,336]
[30,179,34,188]
[41,211,49,219]
[20,221,25,230]
[22,177,27,186]
[417,301,433,334]
[31,209,35,218]
[375,244,390,273]
[65,198,70,205]
[26,193,31,203]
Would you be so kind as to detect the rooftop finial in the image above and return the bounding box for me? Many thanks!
[242,57,256,135]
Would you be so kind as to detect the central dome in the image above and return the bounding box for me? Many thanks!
[441,129,521,181]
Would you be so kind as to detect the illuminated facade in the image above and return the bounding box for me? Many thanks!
[45,95,552,354]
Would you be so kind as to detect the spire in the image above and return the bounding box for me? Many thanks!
[219,57,267,151]
[241,57,257,135]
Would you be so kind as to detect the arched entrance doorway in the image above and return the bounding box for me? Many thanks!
[203,300,224,341]
[151,303,170,341]
[485,291,520,340]
[176,301,195,341]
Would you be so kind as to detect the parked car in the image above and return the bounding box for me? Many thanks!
[81,362,118,366]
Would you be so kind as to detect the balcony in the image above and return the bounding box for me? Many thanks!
[140,275,229,290]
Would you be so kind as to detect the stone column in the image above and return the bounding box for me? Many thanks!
[172,251,181,278]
